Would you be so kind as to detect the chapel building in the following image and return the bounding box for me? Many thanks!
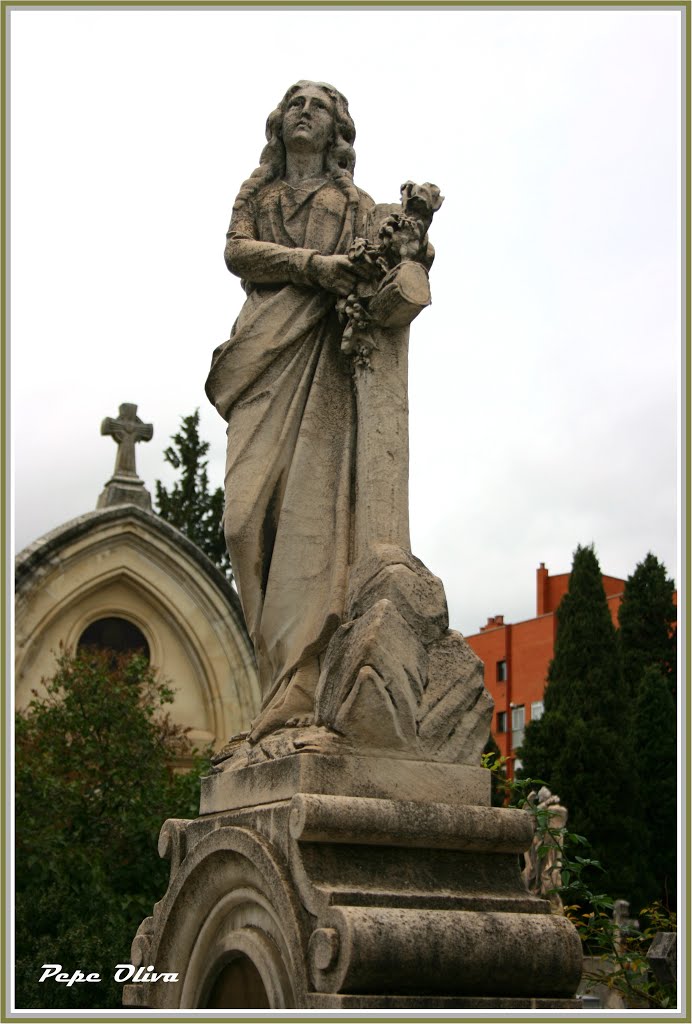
[14,404,261,762]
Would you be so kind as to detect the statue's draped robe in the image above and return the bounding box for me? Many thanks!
[206,179,373,708]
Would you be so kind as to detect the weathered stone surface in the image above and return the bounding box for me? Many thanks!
[125,823,309,1009]
[647,931,677,986]
[125,787,581,1010]
[418,629,494,763]
[288,793,533,851]
[315,598,426,749]
[334,667,411,749]
[158,818,192,885]
[283,792,546,923]
[311,572,490,760]
[309,905,582,996]
[307,994,583,1009]
[367,259,431,328]
[346,544,448,643]
[200,752,490,815]
[97,402,153,511]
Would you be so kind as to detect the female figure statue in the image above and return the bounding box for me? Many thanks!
[206,82,375,740]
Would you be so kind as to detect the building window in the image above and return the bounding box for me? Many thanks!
[78,617,150,662]
[511,705,525,750]
[496,659,507,682]
[531,700,545,721]
[497,711,507,733]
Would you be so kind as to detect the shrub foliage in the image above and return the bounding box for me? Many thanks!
[15,648,206,1009]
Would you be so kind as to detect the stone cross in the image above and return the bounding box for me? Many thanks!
[101,402,153,479]
[97,403,153,511]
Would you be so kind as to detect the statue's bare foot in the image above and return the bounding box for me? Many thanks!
[284,713,314,728]
[248,660,319,743]
[210,731,249,766]
[248,710,315,743]
[248,706,292,743]
[257,721,343,760]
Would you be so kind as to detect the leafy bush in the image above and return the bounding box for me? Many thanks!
[15,647,208,1009]
[483,752,676,1009]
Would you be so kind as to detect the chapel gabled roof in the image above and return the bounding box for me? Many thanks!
[15,504,249,649]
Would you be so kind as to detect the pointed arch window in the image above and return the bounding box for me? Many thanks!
[78,617,150,662]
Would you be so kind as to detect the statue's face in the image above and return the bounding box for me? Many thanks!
[282,84,334,156]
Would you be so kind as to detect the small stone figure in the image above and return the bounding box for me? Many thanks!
[523,785,568,912]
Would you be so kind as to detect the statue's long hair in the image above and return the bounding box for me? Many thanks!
[232,81,359,216]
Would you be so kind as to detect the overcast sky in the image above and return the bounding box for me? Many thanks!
[9,5,682,638]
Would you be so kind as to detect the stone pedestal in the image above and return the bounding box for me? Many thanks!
[123,753,582,1010]
[97,473,152,511]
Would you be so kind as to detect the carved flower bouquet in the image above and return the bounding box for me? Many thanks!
[338,182,444,362]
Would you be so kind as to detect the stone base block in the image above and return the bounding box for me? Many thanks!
[200,751,490,814]
[308,994,583,1009]
[97,475,151,510]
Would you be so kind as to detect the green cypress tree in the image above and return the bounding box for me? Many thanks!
[632,664,677,909]
[155,410,231,580]
[619,553,676,698]
[619,554,677,908]
[518,544,638,899]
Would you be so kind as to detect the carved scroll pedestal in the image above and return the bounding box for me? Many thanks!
[124,754,582,1010]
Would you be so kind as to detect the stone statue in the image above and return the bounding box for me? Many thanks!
[523,786,568,912]
[124,83,584,1014]
[206,81,491,763]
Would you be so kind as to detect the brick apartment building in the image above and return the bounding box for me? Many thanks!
[466,563,628,778]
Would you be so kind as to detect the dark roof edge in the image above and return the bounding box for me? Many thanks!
[15,506,252,654]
